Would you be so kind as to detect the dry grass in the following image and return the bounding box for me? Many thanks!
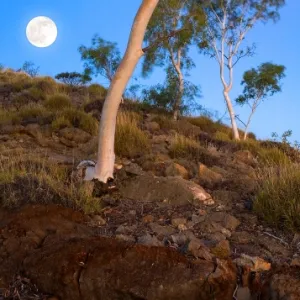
[169,133,219,166]
[254,164,300,232]
[257,147,291,166]
[115,111,150,157]
[44,93,72,111]
[0,152,101,213]
[88,84,107,100]
[52,108,98,135]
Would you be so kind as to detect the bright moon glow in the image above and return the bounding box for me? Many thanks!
[26,16,57,48]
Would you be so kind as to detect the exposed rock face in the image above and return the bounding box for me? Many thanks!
[165,162,189,179]
[0,205,237,300]
[119,174,214,206]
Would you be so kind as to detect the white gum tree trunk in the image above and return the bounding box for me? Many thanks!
[90,0,159,183]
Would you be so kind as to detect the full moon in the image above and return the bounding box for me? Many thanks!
[26,16,57,48]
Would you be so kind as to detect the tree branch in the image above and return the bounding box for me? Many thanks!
[142,28,188,53]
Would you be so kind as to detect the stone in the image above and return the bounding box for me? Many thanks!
[149,223,176,237]
[116,225,137,235]
[145,121,160,132]
[89,215,106,226]
[137,233,163,246]
[234,254,271,272]
[233,150,257,166]
[165,163,189,179]
[210,212,241,231]
[3,238,20,253]
[188,239,213,261]
[236,287,251,300]
[124,163,145,176]
[207,232,227,243]
[211,240,231,259]
[119,174,214,206]
[171,218,187,227]
[198,163,223,184]
[231,231,253,244]
[290,258,300,267]
[142,215,154,224]
[116,234,135,243]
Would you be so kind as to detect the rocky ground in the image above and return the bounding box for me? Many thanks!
[0,88,300,298]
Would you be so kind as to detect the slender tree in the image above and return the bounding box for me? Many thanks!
[81,0,159,183]
[20,61,39,77]
[142,65,201,115]
[198,0,285,140]
[142,0,204,120]
[236,62,285,140]
[79,37,121,84]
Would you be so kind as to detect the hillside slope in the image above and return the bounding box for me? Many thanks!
[1,70,300,299]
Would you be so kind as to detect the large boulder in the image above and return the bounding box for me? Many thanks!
[119,174,215,206]
[22,238,237,300]
[165,162,189,179]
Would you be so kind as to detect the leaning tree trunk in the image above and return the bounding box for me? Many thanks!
[223,90,240,140]
[91,0,159,183]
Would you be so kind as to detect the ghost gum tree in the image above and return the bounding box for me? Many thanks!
[198,0,285,140]
[236,62,285,140]
[142,0,204,120]
[82,0,159,183]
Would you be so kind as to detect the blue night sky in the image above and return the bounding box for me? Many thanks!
[0,1,299,141]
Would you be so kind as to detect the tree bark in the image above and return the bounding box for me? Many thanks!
[173,70,184,120]
[223,90,240,140]
[90,0,159,183]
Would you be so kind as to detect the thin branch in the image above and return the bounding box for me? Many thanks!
[142,28,188,53]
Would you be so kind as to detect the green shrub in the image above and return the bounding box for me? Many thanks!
[115,111,150,157]
[54,108,98,135]
[88,84,107,99]
[45,93,72,111]
[51,116,72,130]
[254,164,300,231]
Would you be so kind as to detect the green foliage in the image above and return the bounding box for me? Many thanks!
[54,108,98,135]
[20,61,39,77]
[51,116,72,130]
[55,72,86,86]
[142,0,204,117]
[115,112,150,157]
[45,94,72,111]
[0,63,4,71]
[236,62,285,106]
[88,83,107,99]
[79,35,121,83]
[142,66,201,115]
[254,164,300,232]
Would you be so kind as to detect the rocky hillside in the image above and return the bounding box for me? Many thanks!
[0,70,300,300]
